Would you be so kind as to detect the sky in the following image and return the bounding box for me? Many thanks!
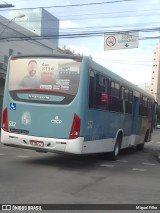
[0,0,160,89]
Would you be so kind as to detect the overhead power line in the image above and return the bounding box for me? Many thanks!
[0,0,136,11]
[37,0,136,8]
[0,27,160,42]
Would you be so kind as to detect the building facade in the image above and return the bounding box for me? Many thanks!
[0,10,59,124]
[8,8,59,48]
[150,44,160,104]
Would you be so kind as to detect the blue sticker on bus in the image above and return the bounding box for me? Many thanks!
[10,102,16,110]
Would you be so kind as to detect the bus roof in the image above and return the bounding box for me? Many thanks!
[10,54,83,61]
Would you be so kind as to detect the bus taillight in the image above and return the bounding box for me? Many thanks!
[2,108,9,132]
[69,114,81,139]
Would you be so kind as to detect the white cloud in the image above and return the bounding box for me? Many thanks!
[92,48,152,86]
[60,20,79,29]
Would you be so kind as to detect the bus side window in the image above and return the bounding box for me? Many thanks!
[142,96,148,116]
[139,96,148,116]
[89,69,95,109]
[109,81,120,112]
[124,88,133,114]
[129,90,133,113]
[139,96,143,116]
[148,99,152,116]
[94,74,108,110]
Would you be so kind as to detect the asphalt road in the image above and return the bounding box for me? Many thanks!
[0,130,160,212]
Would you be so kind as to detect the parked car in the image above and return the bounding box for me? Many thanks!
[156,123,160,129]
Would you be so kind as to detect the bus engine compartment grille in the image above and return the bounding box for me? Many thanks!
[10,128,29,135]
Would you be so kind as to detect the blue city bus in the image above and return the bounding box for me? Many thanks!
[1,54,156,160]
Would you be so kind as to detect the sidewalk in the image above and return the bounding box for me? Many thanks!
[151,129,160,162]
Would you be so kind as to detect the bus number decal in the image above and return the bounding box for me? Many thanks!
[87,121,93,129]
[9,121,16,127]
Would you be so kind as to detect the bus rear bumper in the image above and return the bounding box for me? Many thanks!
[0,129,84,154]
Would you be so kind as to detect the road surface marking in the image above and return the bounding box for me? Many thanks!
[132,168,147,172]
[100,164,115,168]
[117,160,128,163]
[16,156,30,158]
[142,163,156,166]
[2,146,13,149]
[23,149,34,152]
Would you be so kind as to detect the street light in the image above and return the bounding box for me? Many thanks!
[0,14,25,36]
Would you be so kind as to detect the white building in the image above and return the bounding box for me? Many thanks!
[8,8,59,47]
[150,44,160,104]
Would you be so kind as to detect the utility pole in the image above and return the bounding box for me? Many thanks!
[0,4,14,8]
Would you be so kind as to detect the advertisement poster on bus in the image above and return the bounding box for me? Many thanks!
[9,58,81,95]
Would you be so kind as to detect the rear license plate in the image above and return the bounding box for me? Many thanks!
[30,140,44,147]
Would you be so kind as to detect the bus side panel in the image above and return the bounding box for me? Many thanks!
[135,116,150,145]
[83,110,126,153]
[74,57,90,138]
[132,96,152,146]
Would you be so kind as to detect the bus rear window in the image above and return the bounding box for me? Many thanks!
[8,57,81,104]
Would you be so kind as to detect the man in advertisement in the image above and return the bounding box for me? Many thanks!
[21,60,40,88]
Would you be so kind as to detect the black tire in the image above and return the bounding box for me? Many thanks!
[136,143,144,151]
[109,137,121,161]
[137,130,148,151]
[144,130,149,142]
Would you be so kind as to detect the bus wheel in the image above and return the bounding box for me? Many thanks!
[137,130,148,151]
[109,136,121,161]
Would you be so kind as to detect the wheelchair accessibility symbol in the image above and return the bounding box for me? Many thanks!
[10,102,16,110]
